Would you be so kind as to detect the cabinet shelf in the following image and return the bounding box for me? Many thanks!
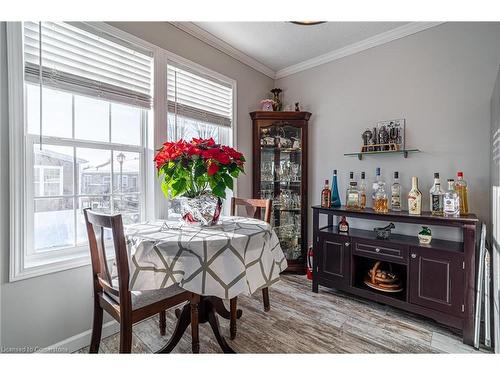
[344,149,420,160]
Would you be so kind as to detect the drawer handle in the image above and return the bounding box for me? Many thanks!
[375,248,380,253]
[345,242,350,247]
[411,253,417,259]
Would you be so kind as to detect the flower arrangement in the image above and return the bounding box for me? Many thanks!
[154,137,245,200]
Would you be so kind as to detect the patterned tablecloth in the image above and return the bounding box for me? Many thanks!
[125,216,288,299]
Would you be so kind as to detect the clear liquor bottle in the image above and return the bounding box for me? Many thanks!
[391,171,402,211]
[372,168,388,213]
[359,171,367,209]
[408,176,422,215]
[443,179,460,217]
[455,171,469,215]
[346,172,361,210]
[331,169,341,208]
[429,172,444,216]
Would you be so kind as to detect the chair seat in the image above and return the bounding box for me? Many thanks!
[108,282,187,310]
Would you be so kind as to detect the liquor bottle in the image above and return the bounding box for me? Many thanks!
[408,176,422,215]
[346,172,361,210]
[443,179,460,217]
[331,169,341,208]
[372,167,388,213]
[321,179,331,208]
[390,171,402,211]
[359,171,367,209]
[339,216,349,234]
[429,172,444,216]
[455,171,469,215]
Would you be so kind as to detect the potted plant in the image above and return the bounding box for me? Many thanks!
[154,137,245,226]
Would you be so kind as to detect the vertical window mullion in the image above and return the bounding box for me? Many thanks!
[72,93,78,247]
[110,149,114,214]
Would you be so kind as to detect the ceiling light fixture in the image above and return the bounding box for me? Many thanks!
[289,21,326,26]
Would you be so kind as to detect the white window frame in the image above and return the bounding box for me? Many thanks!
[7,22,238,281]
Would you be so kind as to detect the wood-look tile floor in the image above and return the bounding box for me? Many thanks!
[76,275,492,354]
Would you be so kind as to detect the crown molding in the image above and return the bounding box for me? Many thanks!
[275,22,444,79]
[170,22,276,79]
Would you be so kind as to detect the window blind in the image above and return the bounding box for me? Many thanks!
[167,62,232,128]
[23,22,153,108]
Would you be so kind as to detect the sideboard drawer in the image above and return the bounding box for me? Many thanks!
[353,240,408,263]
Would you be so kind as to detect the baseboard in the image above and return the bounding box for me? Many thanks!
[37,320,120,353]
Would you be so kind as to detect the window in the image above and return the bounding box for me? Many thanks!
[7,22,153,279]
[166,61,235,216]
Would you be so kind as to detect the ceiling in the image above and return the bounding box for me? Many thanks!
[194,22,408,71]
[173,22,443,79]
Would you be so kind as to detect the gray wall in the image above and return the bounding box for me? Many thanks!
[275,22,500,240]
[0,22,272,350]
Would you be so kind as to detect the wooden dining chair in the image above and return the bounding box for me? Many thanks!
[229,197,272,339]
[83,208,200,353]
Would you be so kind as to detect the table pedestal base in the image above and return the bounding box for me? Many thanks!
[157,296,241,354]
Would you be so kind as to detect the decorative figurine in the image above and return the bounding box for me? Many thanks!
[373,223,395,240]
[294,102,300,112]
[270,88,283,111]
[260,99,275,112]
[361,129,372,152]
[418,226,432,245]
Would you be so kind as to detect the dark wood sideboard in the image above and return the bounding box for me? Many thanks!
[311,205,479,345]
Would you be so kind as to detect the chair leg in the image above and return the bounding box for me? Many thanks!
[159,311,166,336]
[89,301,103,353]
[262,287,270,312]
[190,294,200,353]
[119,319,133,354]
[230,297,238,340]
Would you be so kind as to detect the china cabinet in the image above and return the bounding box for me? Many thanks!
[250,111,311,273]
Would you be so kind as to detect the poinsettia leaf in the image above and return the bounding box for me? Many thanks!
[212,180,226,199]
[222,173,233,190]
[194,162,206,178]
[160,180,170,198]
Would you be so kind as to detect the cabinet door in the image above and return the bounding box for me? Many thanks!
[409,247,464,316]
[318,233,350,287]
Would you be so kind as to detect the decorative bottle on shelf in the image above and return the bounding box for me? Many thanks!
[390,171,402,211]
[359,171,367,209]
[321,179,331,208]
[338,216,349,234]
[455,171,469,215]
[372,168,388,213]
[429,172,444,216]
[346,172,361,210]
[443,179,460,217]
[408,176,422,215]
[331,169,341,208]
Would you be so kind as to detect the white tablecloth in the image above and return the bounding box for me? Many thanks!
[125,217,288,299]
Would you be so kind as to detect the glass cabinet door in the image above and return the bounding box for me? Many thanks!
[259,122,303,263]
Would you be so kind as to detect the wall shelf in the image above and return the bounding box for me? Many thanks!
[344,149,421,160]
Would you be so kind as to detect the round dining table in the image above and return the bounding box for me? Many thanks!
[125,216,288,353]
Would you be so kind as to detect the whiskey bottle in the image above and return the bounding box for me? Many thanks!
[390,171,402,211]
[408,176,422,215]
[331,170,341,208]
[372,168,388,213]
[443,179,460,217]
[346,172,361,210]
[429,172,444,216]
[321,179,331,208]
[455,172,469,215]
[339,216,349,234]
[359,171,367,209]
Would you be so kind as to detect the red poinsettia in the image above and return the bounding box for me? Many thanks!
[155,137,245,199]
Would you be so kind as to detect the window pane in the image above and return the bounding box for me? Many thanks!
[111,103,141,146]
[74,95,109,142]
[75,196,112,245]
[33,144,74,196]
[77,148,112,195]
[34,198,74,251]
[26,84,72,138]
[113,194,140,225]
[167,113,229,144]
[113,151,140,194]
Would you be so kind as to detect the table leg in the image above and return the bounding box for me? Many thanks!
[209,297,243,319]
[157,296,236,354]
